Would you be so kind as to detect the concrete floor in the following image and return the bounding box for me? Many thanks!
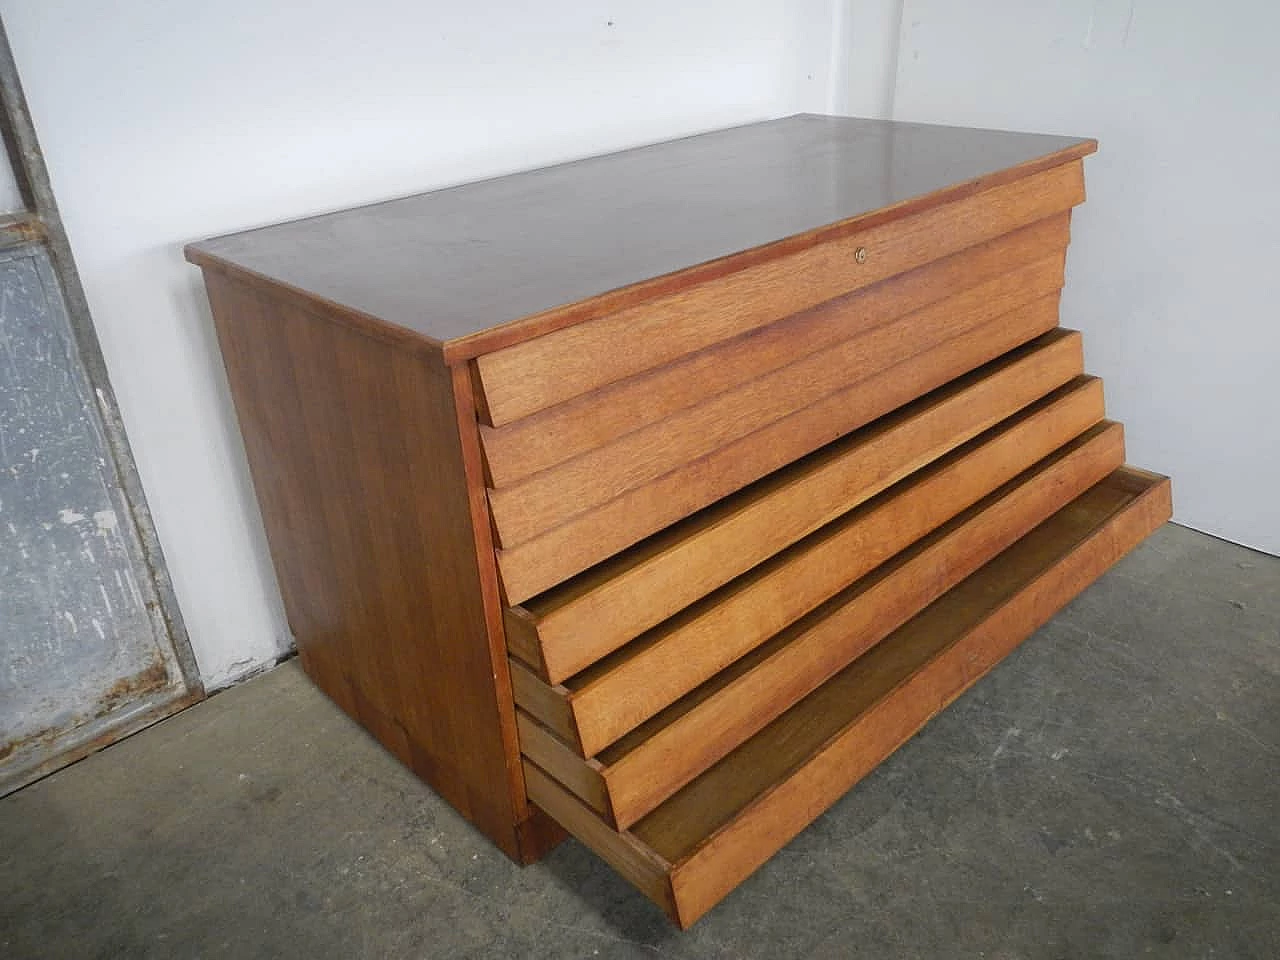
[2,523,1278,959]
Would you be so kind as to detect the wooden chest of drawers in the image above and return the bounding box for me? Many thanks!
[187,115,1170,928]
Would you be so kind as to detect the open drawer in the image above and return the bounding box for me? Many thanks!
[505,330,1089,684]
[513,415,1125,827]
[522,467,1171,928]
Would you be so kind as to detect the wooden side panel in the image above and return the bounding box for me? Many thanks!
[509,658,579,747]
[504,605,547,675]
[479,214,1071,487]
[447,361,566,862]
[202,269,545,861]
[523,762,677,920]
[497,301,1067,604]
[516,712,610,818]
[474,161,1085,425]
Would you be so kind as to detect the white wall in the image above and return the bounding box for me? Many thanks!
[887,0,1280,555]
[2,1,842,686]
[828,0,902,118]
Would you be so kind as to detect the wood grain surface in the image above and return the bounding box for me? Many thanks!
[496,302,1070,604]
[188,117,1177,930]
[187,115,1093,362]
[202,269,552,861]
[523,761,676,918]
[522,468,1170,927]
[507,338,1091,684]
[486,252,1067,547]
[473,161,1082,425]
[659,468,1171,926]
[515,378,1118,762]
[516,383,1114,827]
[479,215,1071,487]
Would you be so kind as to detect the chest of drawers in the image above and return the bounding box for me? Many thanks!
[187,115,1170,928]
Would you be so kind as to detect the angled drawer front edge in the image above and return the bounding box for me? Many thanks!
[186,115,1170,929]
[479,162,1088,600]
[524,467,1171,929]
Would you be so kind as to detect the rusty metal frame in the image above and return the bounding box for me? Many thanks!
[0,19,203,794]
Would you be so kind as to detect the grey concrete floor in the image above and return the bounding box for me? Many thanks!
[2,523,1278,959]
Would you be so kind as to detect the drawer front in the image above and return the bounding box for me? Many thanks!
[506,330,1087,683]
[473,161,1085,427]
[512,361,1110,762]
[497,297,1064,604]
[487,250,1067,550]
[517,384,1117,828]
[522,467,1172,928]
[480,214,1070,489]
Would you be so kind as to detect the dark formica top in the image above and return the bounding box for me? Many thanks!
[186,115,1094,359]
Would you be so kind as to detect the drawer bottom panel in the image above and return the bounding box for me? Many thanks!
[523,466,1171,928]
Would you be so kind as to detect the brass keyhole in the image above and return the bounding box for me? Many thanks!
[854,247,868,264]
